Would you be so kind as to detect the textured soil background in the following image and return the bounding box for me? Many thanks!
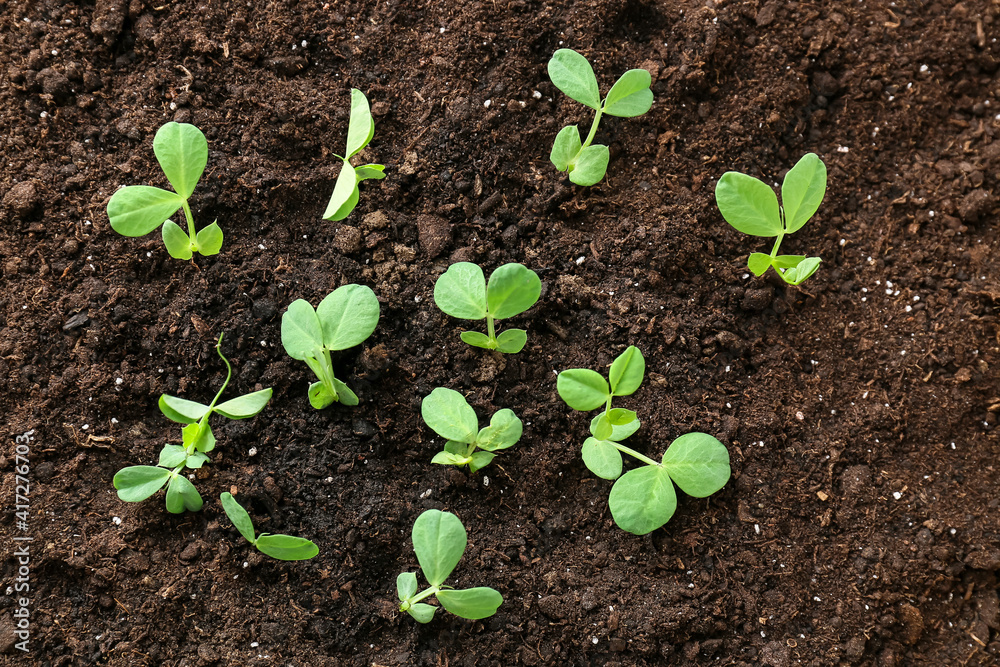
[1,0,1000,665]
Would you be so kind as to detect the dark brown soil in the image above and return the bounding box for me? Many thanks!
[2,0,1000,665]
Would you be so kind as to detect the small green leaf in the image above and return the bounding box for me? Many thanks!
[162,219,194,259]
[153,122,208,199]
[461,331,495,349]
[323,162,360,221]
[308,381,337,409]
[165,474,203,513]
[607,408,637,426]
[345,88,376,158]
[781,153,827,233]
[592,414,613,440]
[185,451,209,469]
[108,186,185,237]
[581,437,623,480]
[331,377,359,406]
[195,221,223,256]
[476,409,523,451]
[590,413,640,441]
[609,345,645,396]
[771,254,806,269]
[468,451,496,473]
[550,125,582,172]
[214,388,273,420]
[661,432,731,497]
[255,534,319,561]
[569,144,609,186]
[495,329,528,354]
[557,369,610,411]
[608,465,677,535]
[406,603,437,623]
[354,164,386,181]
[715,171,782,237]
[412,509,467,587]
[421,387,479,444]
[397,572,418,601]
[486,263,541,320]
[183,422,216,453]
[113,466,171,502]
[220,492,256,544]
[747,252,772,276]
[436,587,503,620]
[159,395,211,424]
[783,257,822,285]
[434,263,488,320]
[157,444,187,468]
[603,69,653,117]
[316,284,380,351]
[281,300,325,360]
[431,451,470,466]
[444,440,471,457]
[548,49,601,110]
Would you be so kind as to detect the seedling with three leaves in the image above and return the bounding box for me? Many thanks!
[107,122,223,260]
[433,262,540,353]
[397,509,503,623]
[557,346,731,534]
[113,334,273,513]
[548,48,653,186]
[421,387,522,473]
[220,493,318,561]
[715,152,827,285]
[323,89,385,221]
[281,284,380,409]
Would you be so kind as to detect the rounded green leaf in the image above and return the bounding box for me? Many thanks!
[159,394,211,424]
[783,257,822,285]
[354,164,386,181]
[432,451,470,466]
[467,451,496,473]
[771,254,806,269]
[331,377,359,406]
[548,49,600,110]
[434,263,488,320]
[550,124,582,172]
[281,299,324,360]
[781,153,827,233]
[476,409,523,451]
[346,88,376,158]
[153,122,207,199]
[412,509,467,587]
[661,432,731,497]
[592,414,613,440]
[308,381,337,409]
[609,345,645,396]
[165,474,203,513]
[557,369,610,411]
[108,186,185,237]
[421,387,479,444]
[195,221,224,256]
[162,219,194,259]
[590,413,640,441]
[185,451,209,469]
[220,492,256,544]
[113,466,171,502]
[406,602,437,623]
[582,437,623,480]
[747,252,772,276]
[487,263,541,320]
[436,587,503,620]
[715,171,782,237]
[603,69,653,117]
[183,421,216,453]
[607,408,637,426]
[460,331,494,349]
[569,144,609,186]
[323,162,360,221]
[214,388,273,420]
[495,329,527,354]
[608,465,677,535]
[316,284,380,351]
[397,571,418,601]
[255,534,319,561]
[157,445,187,468]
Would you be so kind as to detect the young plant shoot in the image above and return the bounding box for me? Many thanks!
[323,89,385,221]
[421,387,522,473]
[219,493,318,561]
[113,334,273,513]
[107,122,223,260]
[280,284,380,409]
[715,152,827,285]
[433,262,541,353]
[557,346,731,534]
[547,48,653,186]
[397,509,503,623]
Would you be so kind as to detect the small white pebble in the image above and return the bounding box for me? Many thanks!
[575,256,585,265]
[813,596,822,602]
[248,447,258,456]
[112,516,122,526]
[532,90,542,99]
[591,637,599,645]
[893,491,902,500]
[483,99,491,108]
[111,418,119,424]
[483,476,490,487]
[837,146,849,153]
[258,244,266,250]
[243,561,250,569]
[795,411,805,420]
[82,424,89,430]
[919,64,928,72]
[251,642,259,648]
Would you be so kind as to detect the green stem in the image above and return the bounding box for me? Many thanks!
[769,232,784,259]
[403,585,440,608]
[581,105,604,151]
[612,442,659,467]
[486,313,497,347]
[181,199,198,245]
[604,396,613,416]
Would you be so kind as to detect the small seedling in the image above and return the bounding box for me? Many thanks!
[421,387,522,473]
[557,346,731,534]
[280,284,380,409]
[397,509,503,623]
[113,334,273,513]
[548,48,653,186]
[323,89,385,221]
[433,262,540,353]
[715,153,827,285]
[220,493,318,561]
[107,122,223,259]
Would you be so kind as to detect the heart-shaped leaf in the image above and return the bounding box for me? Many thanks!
[316,284,380,351]
[557,369,610,411]
[468,451,496,473]
[165,474,203,513]
[308,381,337,409]
[550,124,582,172]
[603,69,653,117]
[406,602,437,623]
[747,252,772,276]
[195,221,224,256]
[589,413,640,441]
[153,122,208,199]
[476,409,523,451]
[495,329,527,354]
[487,263,541,320]
[581,437,623,480]
[159,395,211,424]
[162,219,194,259]
[592,414,613,440]
[421,387,479,444]
[396,571,418,601]
[113,466,171,502]
[715,171,782,237]
[661,432,731,497]
[609,345,644,396]
[434,263,488,320]
[412,509,467,587]
[608,465,677,535]
[281,300,325,360]
[157,445,187,468]
[781,153,827,233]
[548,48,600,110]
[460,331,494,349]
[569,144,609,186]
[331,377,359,406]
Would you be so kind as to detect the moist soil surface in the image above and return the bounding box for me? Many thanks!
[2,1,1000,665]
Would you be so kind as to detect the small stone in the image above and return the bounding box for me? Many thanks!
[333,225,362,254]
[3,180,41,218]
[179,542,200,563]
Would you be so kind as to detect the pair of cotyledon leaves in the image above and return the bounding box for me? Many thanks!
[323,89,385,221]
[421,387,523,473]
[220,492,319,561]
[397,510,503,623]
[107,122,222,259]
[548,48,653,186]
[715,153,827,285]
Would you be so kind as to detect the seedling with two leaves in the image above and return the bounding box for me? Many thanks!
[715,152,827,285]
[557,346,731,534]
[397,509,503,623]
[113,335,273,513]
[281,284,380,409]
[421,387,522,473]
[107,122,223,260]
[548,49,653,186]
[433,262,540,353]
[220,493,318,561]
[323,89,385,221]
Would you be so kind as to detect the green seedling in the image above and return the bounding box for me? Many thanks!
[715,153,827,285]
[433,262,541,353]
[281,284,380,409]
[220,493,319,561]
[397,509,503,623]
[113,334,273,513]
[323,89,385,221]
[421,387,522,473]
[547,48,653,186]
[557,346,731,534]
[107,122,223,260]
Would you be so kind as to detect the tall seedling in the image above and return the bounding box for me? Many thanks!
[323,89,385,221]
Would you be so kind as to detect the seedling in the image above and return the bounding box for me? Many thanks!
[113,334,273,513]
[433,262,540,353]
[280,284,380,409]
[396,509,503,623]
[107,122,223,260]
[220,493,318,561]
[323,89,385,221]
[421,387,522,473]
[557,346,731,534]
[715,153,827,285]
[547,48,653,186]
